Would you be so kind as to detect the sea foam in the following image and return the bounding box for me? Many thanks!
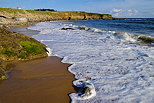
[29,21,154,103]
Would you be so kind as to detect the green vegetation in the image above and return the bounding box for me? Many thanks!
[0,49,16,57]
[0,8,112,22]
[0,8,26,14]
[34,9,56,11]
[0,28,47,60]
[26,10,58,15]
[0,28,48,80]
[18,41,46,59]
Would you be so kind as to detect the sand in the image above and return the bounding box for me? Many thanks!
[10,26,40,37]
[0,56,75,103]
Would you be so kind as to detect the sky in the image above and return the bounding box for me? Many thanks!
[0,0,154,18]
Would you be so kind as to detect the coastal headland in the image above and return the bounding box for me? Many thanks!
[0,8,113,28]
[0,8,113,102]
[0,8,113,80]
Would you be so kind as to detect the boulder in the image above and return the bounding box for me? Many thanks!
[15,17,28,22]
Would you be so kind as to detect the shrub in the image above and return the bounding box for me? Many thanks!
[34,9,56,11]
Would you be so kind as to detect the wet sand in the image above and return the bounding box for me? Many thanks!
[0,56,75,103]
[10,27,40,37]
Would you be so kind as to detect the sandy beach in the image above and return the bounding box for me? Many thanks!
[0,56,75,103]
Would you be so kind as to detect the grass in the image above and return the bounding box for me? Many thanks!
[19,41,46,59]
[0,28,47,60]
[0,8,58,16]
[0,8,112,21]
[26,10,58,15]
[0,8,26,14]
[0,49,16,57]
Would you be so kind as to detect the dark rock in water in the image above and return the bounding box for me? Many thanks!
[79,26,89,30]
[138,35,154,43]
[61,28,75,30]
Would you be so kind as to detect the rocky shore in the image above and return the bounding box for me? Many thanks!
[0,8,113,80]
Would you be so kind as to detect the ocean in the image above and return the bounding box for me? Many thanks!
[69,18,154,36]
[28,19,154,103]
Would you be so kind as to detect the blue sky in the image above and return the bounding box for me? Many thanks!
[0,0,154,18]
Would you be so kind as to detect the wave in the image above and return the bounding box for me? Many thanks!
[62,23,141,43]
[29,21,154,103]
[63,23,154,46]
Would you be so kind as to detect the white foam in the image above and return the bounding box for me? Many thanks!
[70,79,96,101]
[46,47,52,56]
[29,21,154,103]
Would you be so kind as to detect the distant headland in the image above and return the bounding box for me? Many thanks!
[0,8,113,28]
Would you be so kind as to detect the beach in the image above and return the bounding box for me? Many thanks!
[0,56,75,103]
[0,17,154,103]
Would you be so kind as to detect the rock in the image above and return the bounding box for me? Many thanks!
[61,28,75,30]
[15,18,28,22]
[0,75,7,80]
[138,35,154,43]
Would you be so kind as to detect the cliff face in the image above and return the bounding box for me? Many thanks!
[0,8,113,27]
[55,12,112,20]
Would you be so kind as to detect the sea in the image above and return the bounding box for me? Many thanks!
[28,18,154,103]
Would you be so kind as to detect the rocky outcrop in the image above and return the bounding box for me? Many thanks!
[0,28,48,80]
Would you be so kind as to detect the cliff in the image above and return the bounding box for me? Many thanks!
[0,8,113,27]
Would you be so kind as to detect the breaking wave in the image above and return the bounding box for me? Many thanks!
[28,21,154,103]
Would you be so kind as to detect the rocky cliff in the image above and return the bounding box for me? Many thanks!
[0,8,113,27]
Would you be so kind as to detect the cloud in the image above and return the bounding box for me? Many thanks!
[127,9,138,16]
[110,8,123,17]
[110,8,139,17]
[111,8,122,13]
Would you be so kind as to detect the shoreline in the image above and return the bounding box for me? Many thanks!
[0,23,76,103]
[0,56,75,103]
